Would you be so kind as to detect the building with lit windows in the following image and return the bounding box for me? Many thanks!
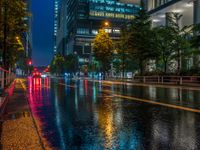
[147,0,200,28]
[24,0,32,59]
[146,0,200,70]
[53,0,60,55]
[56,0,141,67]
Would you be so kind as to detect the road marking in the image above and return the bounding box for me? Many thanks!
[103,89,200,113]
[19,79,27,91]
[58,83,76,88]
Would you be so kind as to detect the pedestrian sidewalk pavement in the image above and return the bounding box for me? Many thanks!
[0,78,43,150]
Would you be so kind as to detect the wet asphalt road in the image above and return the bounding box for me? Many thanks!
[27,77,200,150]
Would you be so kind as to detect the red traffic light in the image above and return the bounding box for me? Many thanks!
[27,60,32,65]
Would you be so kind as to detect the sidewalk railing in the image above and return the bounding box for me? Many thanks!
[106,76,200,86]
[0,67,15,90]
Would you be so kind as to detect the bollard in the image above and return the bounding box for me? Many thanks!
[180,77,182,85]
[143,77,146,83]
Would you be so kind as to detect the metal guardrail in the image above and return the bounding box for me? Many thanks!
[0,67,15,114]
[107,76,200,86]
[0,67,15,90]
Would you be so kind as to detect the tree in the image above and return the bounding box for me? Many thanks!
[50,54,65,75]
[0,0,28,69]
[166,13,191,73]
[64,54,77,75]
[88,57,100,75]
[153,26,175,73]
[114,26,134,77]
[191,23,200,49]
[126,5,157,75]
[93,29,113,75]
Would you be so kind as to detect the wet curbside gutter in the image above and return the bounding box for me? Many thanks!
[0,80,15,150]
[0,81,15,117]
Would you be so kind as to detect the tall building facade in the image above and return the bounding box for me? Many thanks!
[54,0,61,55]
[24,0,33,59]
[146,0,200,70]
[147,0,200,27]
[56,0,141,67]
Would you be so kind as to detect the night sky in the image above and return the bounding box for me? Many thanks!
[31,0,54,66]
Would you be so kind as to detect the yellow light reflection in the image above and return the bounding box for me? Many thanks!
[98,98,114,149]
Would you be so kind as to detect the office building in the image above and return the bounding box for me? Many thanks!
[147,0,200,27]
[56,0,141,67]
[24,0,33,59]
[146,0,200,70]
[54,0,61,55]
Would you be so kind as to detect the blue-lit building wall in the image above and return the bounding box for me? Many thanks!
[54,0,60,55]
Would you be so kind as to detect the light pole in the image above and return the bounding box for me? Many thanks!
[104,21,109,27]
[74,51,79,77]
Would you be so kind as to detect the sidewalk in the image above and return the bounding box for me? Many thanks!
[0,78,43,150]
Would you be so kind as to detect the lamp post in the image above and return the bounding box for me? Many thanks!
[104,21,109,27]
[74,51,79,77]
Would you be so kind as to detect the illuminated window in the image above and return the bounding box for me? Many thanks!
[77,28,89,34]
[92,29,98,35]
[105,6,114,11]
[113,29,120,34]
[105,12,115,18]
[104,28,112,33]
[115,13,124,19]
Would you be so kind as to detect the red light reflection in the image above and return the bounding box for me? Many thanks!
[84,79,88,95]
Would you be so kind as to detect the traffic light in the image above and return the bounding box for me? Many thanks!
[28,60,32,65]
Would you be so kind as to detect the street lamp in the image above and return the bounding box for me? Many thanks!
[74,51,79,77]
[104,21,109,27]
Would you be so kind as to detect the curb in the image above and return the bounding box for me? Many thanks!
[0,80,15,149]
[0,81,15,117]
[19,79,46,150]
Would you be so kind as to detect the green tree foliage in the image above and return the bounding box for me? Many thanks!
[0,0,28,69]
[166,13,191,73]
[93,29,113,73]
[191,23,200,48]
[50,54,79,75]
[50,54,65,75]
[64,54,78,74]
[88,58,100,73]
[126,6,157,75]
[153,26,175,73]
[113,26,135,77]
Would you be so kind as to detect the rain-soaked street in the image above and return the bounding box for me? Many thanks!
[27,77,200,150]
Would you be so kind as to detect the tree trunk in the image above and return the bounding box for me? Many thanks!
[139,60,144,75]
[177,49,181,74]
[164,61,167,73]
[103,71,106,80]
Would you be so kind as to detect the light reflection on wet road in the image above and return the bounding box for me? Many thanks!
[28,77,200,150]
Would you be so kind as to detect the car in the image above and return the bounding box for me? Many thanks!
[32,71,41,78]
[41,72,50,78]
